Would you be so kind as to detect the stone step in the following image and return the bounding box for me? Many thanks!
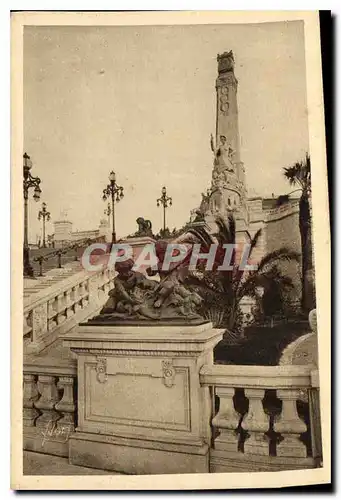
[23,265,85,300]
[23,451,122,476]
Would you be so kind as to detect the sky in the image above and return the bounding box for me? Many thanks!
[24,21,309,242]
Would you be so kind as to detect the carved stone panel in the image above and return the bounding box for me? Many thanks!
[219,86,230,115]
[220,102,230,115]
[82,357,191,436]
[162,360,176,388]
[96,356,108,384]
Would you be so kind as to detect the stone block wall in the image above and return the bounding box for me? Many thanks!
[265,205,301,304]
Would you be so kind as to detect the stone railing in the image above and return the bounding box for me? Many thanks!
[200,364,321,472]
[265,200,300,222]
[24,266,116,354]
[32,235,107,276]
[23,363,77,458]
[22,319,323,475]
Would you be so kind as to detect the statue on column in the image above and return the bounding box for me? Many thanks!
[210,134,235,173]
[217,50,235,73]
[60,209,69,220]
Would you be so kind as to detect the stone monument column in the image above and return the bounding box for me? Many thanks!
[215,50,241,164]
[204,50,250,242]
[207,52,247,216]
[64,322,223,474]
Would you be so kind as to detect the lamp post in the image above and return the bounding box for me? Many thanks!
[157,186,172,234]
[102,171,124,245]
[38,202,51,248]
[23,152,42,277]
[104,202,111,225]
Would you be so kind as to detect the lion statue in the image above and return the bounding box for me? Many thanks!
[132,217,153,237]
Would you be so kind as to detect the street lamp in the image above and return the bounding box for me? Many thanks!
[38,202,51,248]
[23,152,42,277]
[104,202,111,224]
[102,170,124,244]
[157,186,172,234]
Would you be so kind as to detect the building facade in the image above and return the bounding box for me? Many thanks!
[52,214,110,247]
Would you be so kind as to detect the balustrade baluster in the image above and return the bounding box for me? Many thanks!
[212,387,240,452]
[32,303,48,341]
[64,289,73,319]
[81,280,89,307]
[56,293,66,324]
[77,282,84,308]
[71,286,81,313]
[308,371,322,464]
[274,389,307,458]
[47,298,58,331]
[88,275,100,304]
[242,388,270,456]
[78,281,85,298]
[98,287,106,302]
[34,375,60,429]
[308,388,322,464]
[23,374,40,427]
[23,311,33,339]
[55,376,76,433]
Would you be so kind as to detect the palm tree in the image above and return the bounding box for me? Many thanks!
[283,153,313,311]
[181,215,299,334]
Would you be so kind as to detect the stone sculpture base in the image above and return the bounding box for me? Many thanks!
[63,322,223,475]
[81,317,207,327]
[69,432,209,475]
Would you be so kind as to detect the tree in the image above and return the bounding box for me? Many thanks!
[181,215,299,334]
[283,153,314,311]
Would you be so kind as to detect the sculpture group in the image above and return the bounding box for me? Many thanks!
[88,242,204,324]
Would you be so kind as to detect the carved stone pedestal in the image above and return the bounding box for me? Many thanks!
[63,322,223,475]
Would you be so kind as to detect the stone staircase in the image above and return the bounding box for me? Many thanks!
[30,247,82,275]
[24,261,83,301]
[23,261,116,355]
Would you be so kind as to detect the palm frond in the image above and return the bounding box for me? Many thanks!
[179,206,301,331]
[184,225,214,249]
[237,272,262,300]
[203,308,226,328]
[249,228,262,254]
[283,164,302,186]
[186,270,226,294]
[257,247,300,273]
[283,153,311,192]
[214,215,236,245]
[237,263,295,301]
[259,265,295,290]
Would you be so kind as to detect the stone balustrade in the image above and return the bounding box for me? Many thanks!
[265,200,300,222]
[200,364,321,472]
[22,318,323,474]
[24,266,116,354]
[23,364,77,458]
